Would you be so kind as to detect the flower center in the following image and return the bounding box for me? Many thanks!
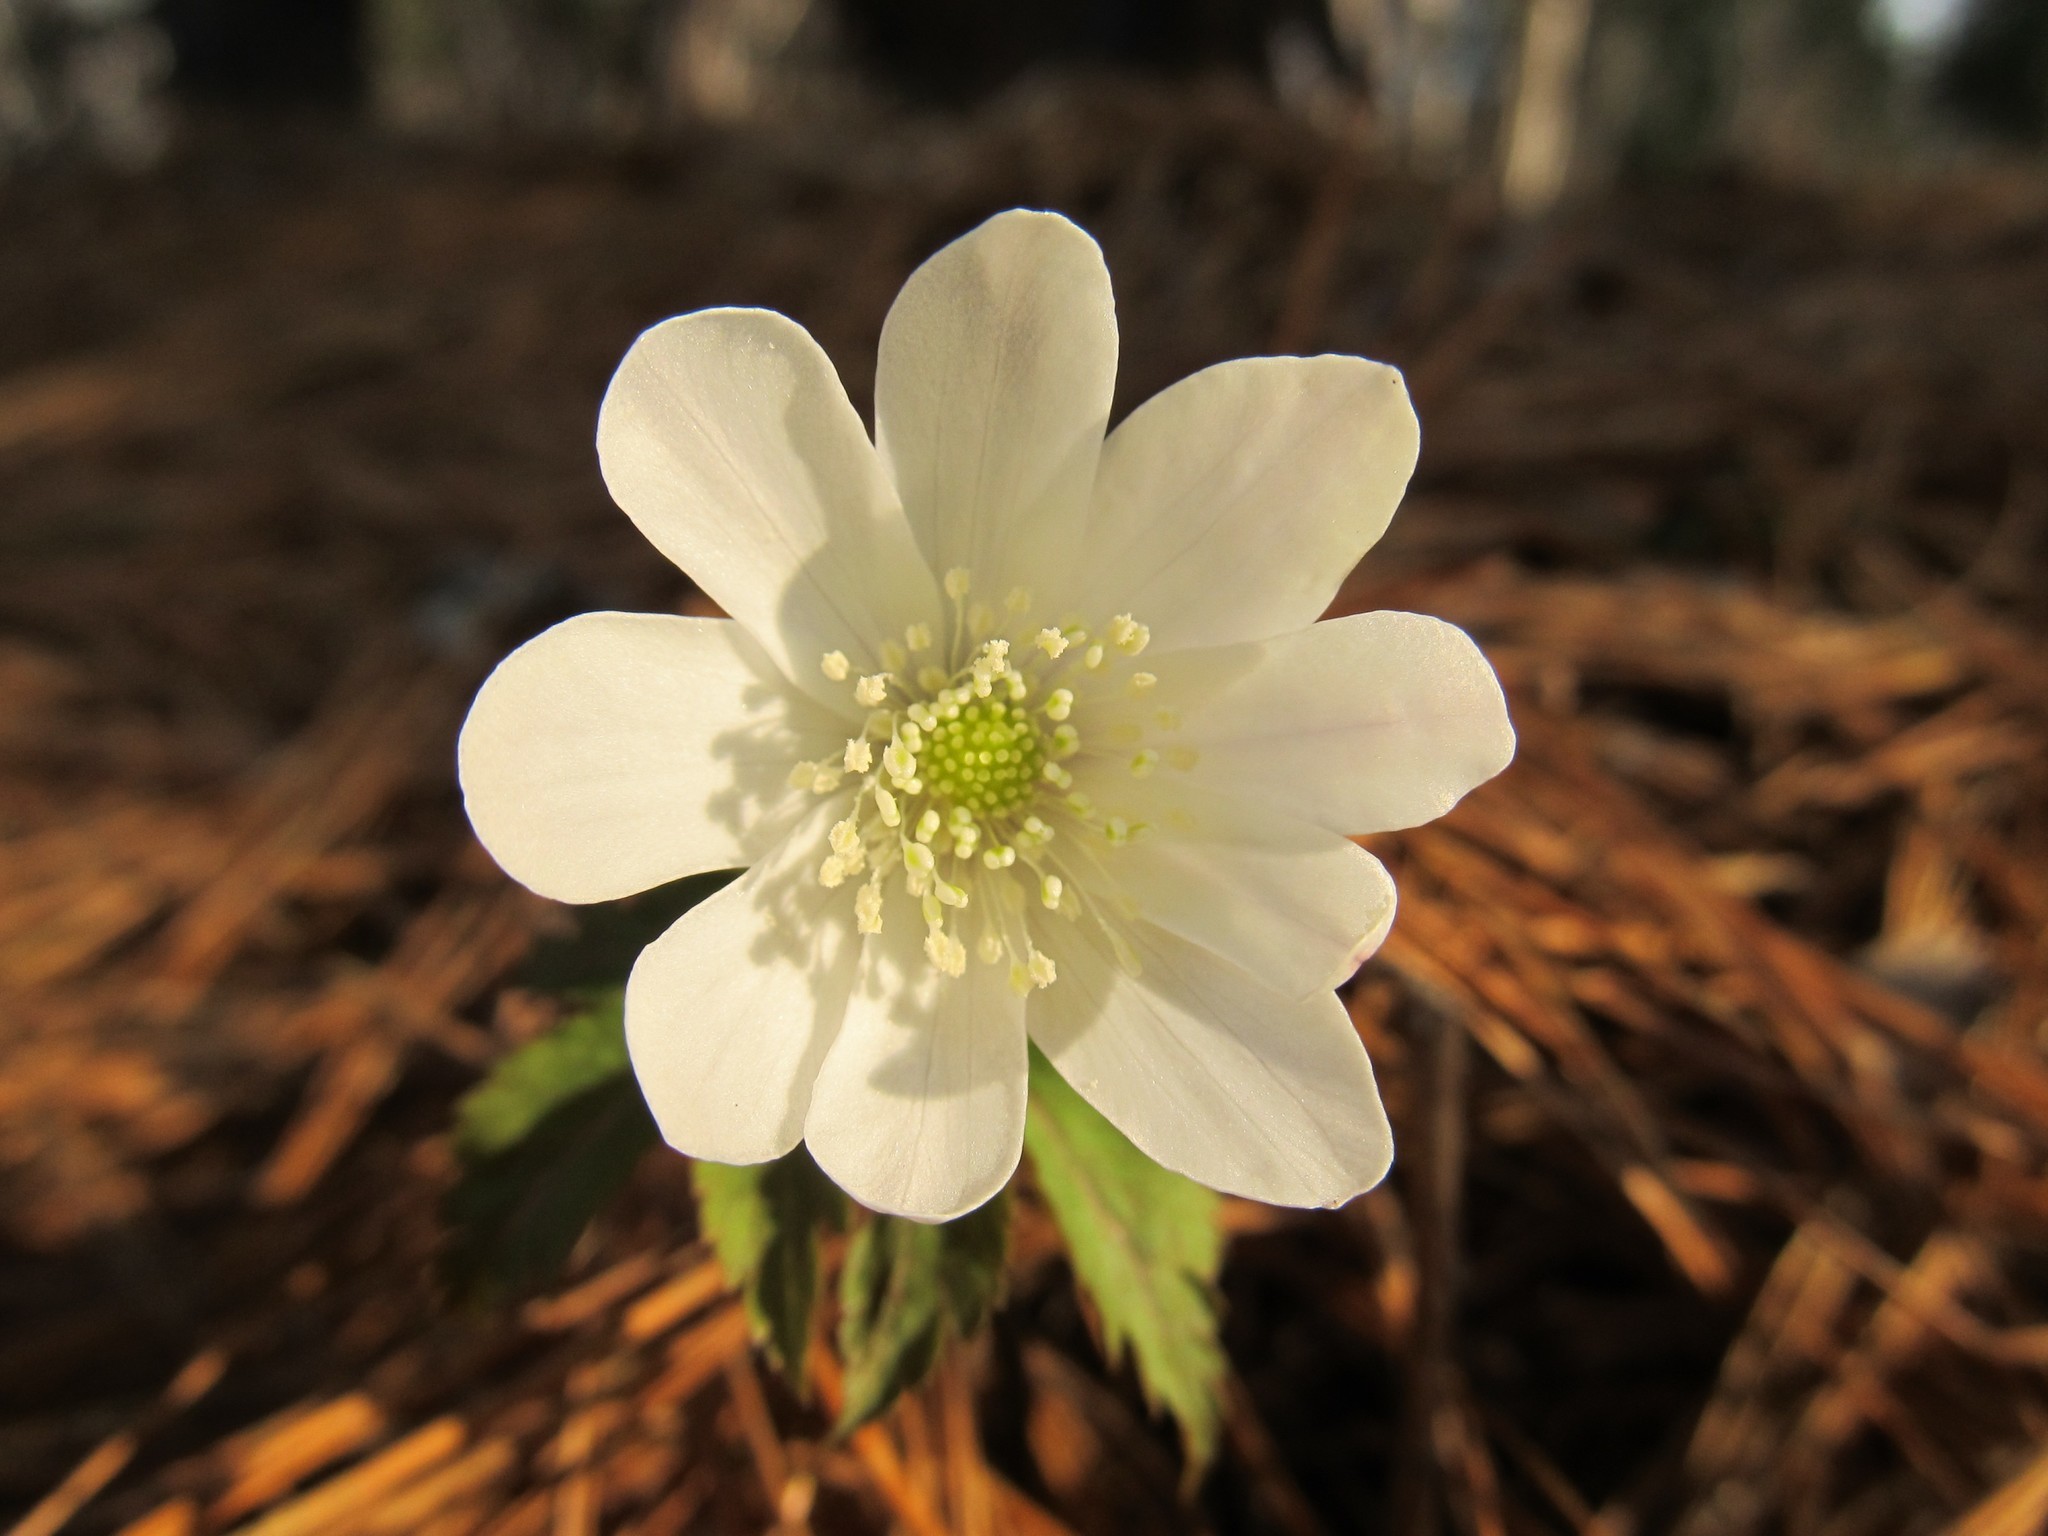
[789,569,1170,994]
[922,699,1044,815]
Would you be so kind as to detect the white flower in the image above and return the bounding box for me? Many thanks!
[457,210,1515,1223]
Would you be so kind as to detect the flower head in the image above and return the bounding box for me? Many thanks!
[458,211,1514,1222]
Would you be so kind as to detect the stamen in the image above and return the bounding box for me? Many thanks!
[854,674,891,707]
[1108,615,1150,655]
[820,650,850,681]
[880,639,908,671]
[1035,628,1068,658]
[1130,749,1159,778]
[1128,672,1157,693]
[855,880,884,933]
[905,622,933,652]
[844,739,873,773]
[1040,874,1063,910]
[1083,643,1106,670]
[944,568,972,601]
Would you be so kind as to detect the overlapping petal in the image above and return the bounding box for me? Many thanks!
[458,612,838,904]
[1028,920,1393,1207]
[805,887,1028,1221]
[1075,355,1419,652]
[1161,610,1515,835]
[1065,778,1397,1000]
[597,308,940,706]
[875,210,1118,606]
[625,803,860,1166]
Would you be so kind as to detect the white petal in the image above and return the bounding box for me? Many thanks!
[597,308,940,706]
[458,612,837,904]
[1163,611,1515,835]
[1069,778,1397,1000]
[625,802,858,1165]
[804,888,1027,1221]
[1028,921,1392,1208]
[874,210,1117,602]
[1075,356,1419,651]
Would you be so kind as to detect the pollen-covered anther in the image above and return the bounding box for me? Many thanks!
[1108,614,1150,655]
[1035,628,1068,659]
[905,622,933,653]
[844,739,873,773]
[854,881,884,934]
[854,674,891,707]
[1128,672,1156,694]
[820,650,850,681]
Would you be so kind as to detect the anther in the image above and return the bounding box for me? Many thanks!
[820,650,850,681]
[844,739,873,773]
[1035,628,1068,659]
[1129,672,1156,693]
[1083,643,1105,670]
[1130,749,1159,778]
[1109,615,1150,655]
[1006,586,1033,613]
[1040,875,1063,910]
[1044,688,1073,722]
[876,787,901,825]
[855,881,884,933]
[1028,949,1057,987]
[915,808,941,843]
[905,622,933,652]
[880,639,907,671]
[810,765,843,794]
[944,568,972,601]
[854,674,890,707]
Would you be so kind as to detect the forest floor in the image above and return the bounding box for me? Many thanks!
[4,78,2048,1536]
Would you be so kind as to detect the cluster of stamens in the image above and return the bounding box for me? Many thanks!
[785,568,1171,993]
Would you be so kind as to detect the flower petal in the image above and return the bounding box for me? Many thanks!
[625,802,859,1165]
[458,612,838,904]
[804,888,1027,1221]
[1077,355,1419,651]
[1066,777,1397,1000]
[874,210,1117,605]
[597,308,941,705]
[1028,920,1392,1208]
[1161,610,1515,835]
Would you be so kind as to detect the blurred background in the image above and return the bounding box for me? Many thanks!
[5,3,2048,1535]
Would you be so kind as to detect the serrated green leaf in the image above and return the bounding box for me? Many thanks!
[515,872,739,992]
[1023,1045,1226,1466]
[835,1194,1010,1435]
[692,1149,846,1388]
[442,1072,656,1304]
[455,990,631,1161]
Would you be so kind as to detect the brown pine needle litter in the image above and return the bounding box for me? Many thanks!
[4,81,2048,1536]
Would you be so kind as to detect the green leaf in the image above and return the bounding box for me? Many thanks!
[455,990,632,1160]
[1024,1045,1226,1466]
[835,1194,1011,1434]
[442,991,656,1302]
[692,1149,846,1388]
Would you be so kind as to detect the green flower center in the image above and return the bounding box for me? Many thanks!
[921,698,1045,816]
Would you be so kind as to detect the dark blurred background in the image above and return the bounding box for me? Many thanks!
[2,0,2046,183]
